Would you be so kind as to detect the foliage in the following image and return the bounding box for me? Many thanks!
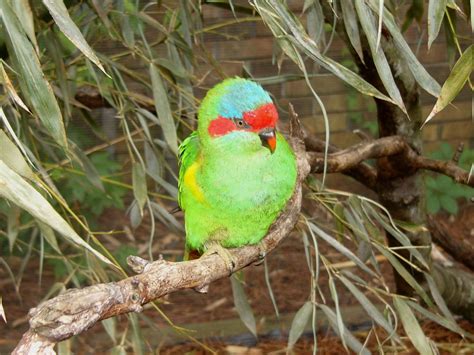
[425,143,474,214]
[0,0,472,353]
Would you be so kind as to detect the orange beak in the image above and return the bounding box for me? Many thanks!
[259,129,276,153]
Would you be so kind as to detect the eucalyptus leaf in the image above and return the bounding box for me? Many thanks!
[393,297,436,355]
[428,0,448,48]
[0,160,112,265]
[231,275,257,338]
[0,129,34,179]
[341,0,365,63]
[132,162,147,214]
[149,64,179,155]
[424,45,473,125]
[355,0,407,114]
[339,275,398,341]
[0,1,67,147]
[319,304,370,355]
[42,0,107,74]
[287,301,312,350]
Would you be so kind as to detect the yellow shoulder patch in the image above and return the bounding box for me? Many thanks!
[183,159,206,203]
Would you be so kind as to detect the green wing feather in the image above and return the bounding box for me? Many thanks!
[178,131,200,210]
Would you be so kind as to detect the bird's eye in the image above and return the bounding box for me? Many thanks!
[236,120,245,127]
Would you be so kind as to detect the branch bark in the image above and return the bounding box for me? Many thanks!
[305,136,473,187]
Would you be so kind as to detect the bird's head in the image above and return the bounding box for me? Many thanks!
[198,78,278,154]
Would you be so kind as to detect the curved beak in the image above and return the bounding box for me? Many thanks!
[259,129,276,153]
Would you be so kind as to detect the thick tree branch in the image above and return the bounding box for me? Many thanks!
[306,136,473,187]
[428,213,474,272]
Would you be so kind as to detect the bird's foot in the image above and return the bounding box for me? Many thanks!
[253,241,267,266]
[202,242,236,275]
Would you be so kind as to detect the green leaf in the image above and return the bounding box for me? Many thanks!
[355,0,407,114]
[428,0,448,48]
[0,128,34,179]
[0,160,112,265]
[12,0,38,52]
[132,162,147,214]
[42,0,107,74]
[374,243,432,306]
[231,275,257,338]
[339,275,399,341]
[341,0,364,63]
[287,301,312,350]
[366,0,441,97]
[7,205,20,251]
[424,45,473,126]
[393,297,436,355]
[37,221,61,254]
[407,300,471,339]
[253,0,394,103]
[439,194,458,214]
[71,144,105,192]
[319,304,370,355]
[426,194,441,214]
[308,222,376,277]
[149,64,179,155]
[0,1,67,147]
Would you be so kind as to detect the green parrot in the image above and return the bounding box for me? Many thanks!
[178,77,297,269]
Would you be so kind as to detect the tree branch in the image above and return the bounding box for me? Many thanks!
[306,136,473,187]
[13,105,310,354]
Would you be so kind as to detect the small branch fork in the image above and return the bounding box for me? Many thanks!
[12,106,472,354]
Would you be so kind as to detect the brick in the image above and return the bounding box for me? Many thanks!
[316,131,361,149]
[300,113,348,135]
[207,37,274,60]
[283,77,347,97]
[441,122,474,140]
[421,124,440,141]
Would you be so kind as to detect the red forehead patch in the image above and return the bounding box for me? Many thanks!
[208,103,278,137]
[243,103,278,131]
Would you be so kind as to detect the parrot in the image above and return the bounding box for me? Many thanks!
[178,77,297,270]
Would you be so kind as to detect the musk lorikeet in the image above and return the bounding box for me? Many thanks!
[178,77,297,269]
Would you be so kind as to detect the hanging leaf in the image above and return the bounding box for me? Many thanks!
[132,162,147,214]
[319,304,370,355]
[42,0,107,74]
[424,45,473,126]
[12,0,38,52]
[428,0,448,48]
[231,274,257,338]
[287,301,312,350]
[0,1,67,148]
[394,298,436,355]
[366,0,441,97]
[355,0,407,114]
[341,0,365,63]
[0,129,34,179]
[149,63,179,155]
[339,275,399,341]
[0,160,112,265]
[0,63,31,113]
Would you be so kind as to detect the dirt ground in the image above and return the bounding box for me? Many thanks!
[1,201,473,353]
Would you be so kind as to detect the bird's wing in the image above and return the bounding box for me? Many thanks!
[178,131,201,210]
